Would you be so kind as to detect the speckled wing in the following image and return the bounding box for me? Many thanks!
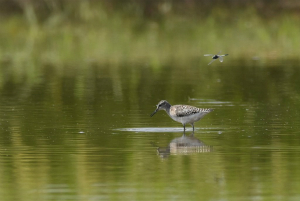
[172,105,213,117]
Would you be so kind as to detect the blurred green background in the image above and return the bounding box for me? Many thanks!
[1,0,300,68]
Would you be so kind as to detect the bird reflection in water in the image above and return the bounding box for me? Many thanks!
[157,133,213,158]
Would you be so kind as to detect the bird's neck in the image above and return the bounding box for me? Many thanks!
[164,103,172,115]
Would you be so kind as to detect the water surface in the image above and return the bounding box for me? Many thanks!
[1,61,300,200]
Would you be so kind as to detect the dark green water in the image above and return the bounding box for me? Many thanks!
[1,60,300,200]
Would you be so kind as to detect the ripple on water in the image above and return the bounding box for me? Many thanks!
[114,127,217,133]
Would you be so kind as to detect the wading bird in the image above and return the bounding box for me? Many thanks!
[150,100,213,132]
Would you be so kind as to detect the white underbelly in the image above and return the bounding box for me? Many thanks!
[170,113,205,124]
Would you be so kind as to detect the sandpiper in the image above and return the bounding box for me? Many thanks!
[150,100,213,132]
[204,51,229,65]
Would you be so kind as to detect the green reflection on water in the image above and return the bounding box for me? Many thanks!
[0,60,300,200]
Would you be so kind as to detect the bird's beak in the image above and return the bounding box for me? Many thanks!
[150,108,158,117]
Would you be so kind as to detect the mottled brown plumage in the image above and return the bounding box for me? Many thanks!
[170,105,211,117]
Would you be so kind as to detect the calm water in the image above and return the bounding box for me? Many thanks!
[1,60,300,201]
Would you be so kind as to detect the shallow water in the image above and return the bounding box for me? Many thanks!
[1,60,300,200]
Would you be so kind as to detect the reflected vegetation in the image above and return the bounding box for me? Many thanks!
[1,57,300,200]
[157,133,213,158]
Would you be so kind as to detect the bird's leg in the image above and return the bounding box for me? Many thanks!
[191,123,194,132]
[183,124,186,133]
